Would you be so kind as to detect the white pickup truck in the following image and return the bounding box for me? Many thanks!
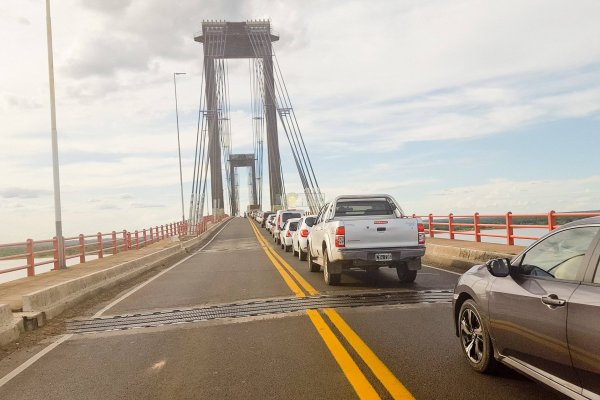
[307,195,426,285]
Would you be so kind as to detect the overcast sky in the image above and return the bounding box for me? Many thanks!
[1,0,599,241]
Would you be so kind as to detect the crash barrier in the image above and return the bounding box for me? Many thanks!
[0,215,228,277]
[413,211,600,245]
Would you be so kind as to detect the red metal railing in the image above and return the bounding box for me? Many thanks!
[0,215,228,277]
[413,211,600,245]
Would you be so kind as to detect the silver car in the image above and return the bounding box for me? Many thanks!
[453,216,600,399]
[292,215,316,261]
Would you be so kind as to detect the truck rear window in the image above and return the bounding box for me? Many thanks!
[282,213,302,222]
[335,201,394,216]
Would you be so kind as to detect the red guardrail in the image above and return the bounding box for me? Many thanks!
[412,211,600,245]
[0,215,228,277]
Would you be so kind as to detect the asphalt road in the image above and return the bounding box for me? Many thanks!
[0,217,566,399]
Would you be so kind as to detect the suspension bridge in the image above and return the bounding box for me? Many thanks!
[188,20,324,221]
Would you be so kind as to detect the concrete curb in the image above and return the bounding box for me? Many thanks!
[0,219,228,346]
[423,242,515,273]
[0,304,22,346]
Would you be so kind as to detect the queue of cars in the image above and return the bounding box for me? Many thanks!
[252,194,426,285]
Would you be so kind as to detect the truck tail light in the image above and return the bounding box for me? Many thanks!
[335,226,345,248]
[418,222,425,245]
[300,229,309,237]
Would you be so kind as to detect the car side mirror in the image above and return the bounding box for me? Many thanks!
[486,258,511,277]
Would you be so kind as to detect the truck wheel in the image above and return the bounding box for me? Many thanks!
[396,263,417,283]
[323,252,341,285]
[299,248,307,261]
[308,245,319,272]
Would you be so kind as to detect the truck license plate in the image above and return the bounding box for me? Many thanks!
[375,253,392,262]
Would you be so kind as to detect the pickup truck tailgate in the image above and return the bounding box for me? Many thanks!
[343,218,419,249]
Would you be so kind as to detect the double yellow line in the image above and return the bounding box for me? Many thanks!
[248,219,414,400]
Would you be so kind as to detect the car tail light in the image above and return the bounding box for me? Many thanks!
[418,222,425,245]
[277,216,280,227]
[286,230,292,237]
[300,229,309,237]
[335,226,345,248]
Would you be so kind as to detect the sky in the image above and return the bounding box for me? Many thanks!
[1,0,599,242]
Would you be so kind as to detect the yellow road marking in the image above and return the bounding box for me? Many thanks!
[248,218,414,400]
[324,308,416,400]
[306,310,381,400]
[249,221,305,298]
[248,220,318,295]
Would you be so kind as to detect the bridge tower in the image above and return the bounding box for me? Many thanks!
[194,21,284,214]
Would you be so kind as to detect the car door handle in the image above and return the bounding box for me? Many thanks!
[541,295,566,307]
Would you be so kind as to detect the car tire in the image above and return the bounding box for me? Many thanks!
[285,245,291,252]
[458,299,498,373]
[323,251,341,285]
[299,248,307,261]
[308,245,319,272]
[293,246,298,256]
[396,263,417,283]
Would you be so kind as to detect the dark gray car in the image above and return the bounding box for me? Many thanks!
[453,217,600,399]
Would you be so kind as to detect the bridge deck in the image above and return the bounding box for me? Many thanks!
[0,218,564,399]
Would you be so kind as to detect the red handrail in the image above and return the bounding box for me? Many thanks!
[0,215,228,277]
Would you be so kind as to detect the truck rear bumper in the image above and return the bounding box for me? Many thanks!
[337,247,425,263]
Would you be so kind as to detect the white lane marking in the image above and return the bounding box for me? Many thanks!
[0,334,73,389]
[94,218,233,317]
[422,264,462,276]
[0,219,233,390]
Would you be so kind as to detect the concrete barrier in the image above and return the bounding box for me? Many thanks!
[423,241,516,273]
[0,304,22,346]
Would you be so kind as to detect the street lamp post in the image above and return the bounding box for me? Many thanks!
[173,72,186,231]
[45,0,66,269]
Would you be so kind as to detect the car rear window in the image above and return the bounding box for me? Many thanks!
[335,200,394,216]
[304,217,316,227]
[282,213,302,222]
[289,222,298,231]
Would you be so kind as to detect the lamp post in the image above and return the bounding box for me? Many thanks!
[173,72,186,230]
[45,0,65,268]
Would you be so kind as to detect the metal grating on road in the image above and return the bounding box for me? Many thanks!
[68,290,452,334]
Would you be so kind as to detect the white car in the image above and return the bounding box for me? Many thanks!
[292,215,317,261]
[266,214,276,232]
[273,209,305,245]
[279,218,301,252]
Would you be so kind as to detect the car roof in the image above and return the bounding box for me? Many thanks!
[560,216,600,229]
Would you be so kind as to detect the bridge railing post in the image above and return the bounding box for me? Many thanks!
[79,234,86,263]
[448,213,454,240]
[473,213,481,242]
[122,230,128,251]
[97,232,103,259]
[505,212,514,245]
[26,239,35,277]
[150,227,154,244]
[53,237,60,270]
[112,231,117,255]
[547,210,556,232]
[428,214,434,238]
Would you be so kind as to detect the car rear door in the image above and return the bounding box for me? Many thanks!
[489,226,600,391]
[567,229,600,398]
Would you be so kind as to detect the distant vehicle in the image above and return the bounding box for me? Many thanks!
[292,215,317,261]
[307,195,425,285]
[266,214,276,232]
[273,210,305,245]
[259,211,274,227]
[453,217,600,399]
[279,218,301,252]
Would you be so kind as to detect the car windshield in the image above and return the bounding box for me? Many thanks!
[335,200,394,216]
